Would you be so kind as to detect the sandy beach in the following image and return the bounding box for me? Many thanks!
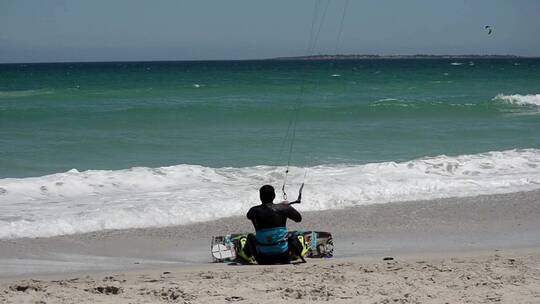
[1,190,540,303]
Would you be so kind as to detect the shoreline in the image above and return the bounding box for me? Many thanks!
[1,190,539,278]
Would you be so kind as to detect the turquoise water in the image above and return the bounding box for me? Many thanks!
[1,59,539,178]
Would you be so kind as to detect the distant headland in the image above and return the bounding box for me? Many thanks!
[272,54,526,60]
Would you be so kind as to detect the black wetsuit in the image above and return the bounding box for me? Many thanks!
[247,203,302,230]
[246,203,302,264]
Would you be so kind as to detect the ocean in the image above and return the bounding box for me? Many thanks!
[1,59,540,238]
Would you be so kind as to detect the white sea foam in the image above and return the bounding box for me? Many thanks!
[1,149,540,239]
[375,98,399,102]
[450,62,464,66]
[0,89,53,98]
[493,94,540,106]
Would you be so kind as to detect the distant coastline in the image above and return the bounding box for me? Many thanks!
[1,54,537,65]
[272,54,527,60]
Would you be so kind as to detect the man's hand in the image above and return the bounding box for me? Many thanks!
[280,184,304,205]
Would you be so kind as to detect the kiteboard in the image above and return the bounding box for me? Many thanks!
[210,230,333,263]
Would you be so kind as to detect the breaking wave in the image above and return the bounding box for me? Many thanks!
[1,149,540,239]
[493,94,540,106]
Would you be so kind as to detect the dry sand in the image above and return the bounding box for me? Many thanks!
[1,190,540,303]
[1,251,540,303]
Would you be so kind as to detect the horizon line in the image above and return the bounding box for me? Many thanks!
[1,54,539,65]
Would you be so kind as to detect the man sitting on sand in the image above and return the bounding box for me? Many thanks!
[245,185,303,264]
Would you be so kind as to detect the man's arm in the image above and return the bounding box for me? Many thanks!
[286,205,302,222]
[286,183,304,205]
[246,207,253,220]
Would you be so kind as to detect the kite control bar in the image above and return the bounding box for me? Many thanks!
[287,183,304,205]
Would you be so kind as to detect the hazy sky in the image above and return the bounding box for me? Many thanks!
[1,0,539,63]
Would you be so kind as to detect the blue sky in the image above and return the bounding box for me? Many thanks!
[1,0,539,63]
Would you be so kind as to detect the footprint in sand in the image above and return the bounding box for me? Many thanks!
[147,287,196,302]
[90,286,122,295]
[225,296,245,302]
[9,284,43,292]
